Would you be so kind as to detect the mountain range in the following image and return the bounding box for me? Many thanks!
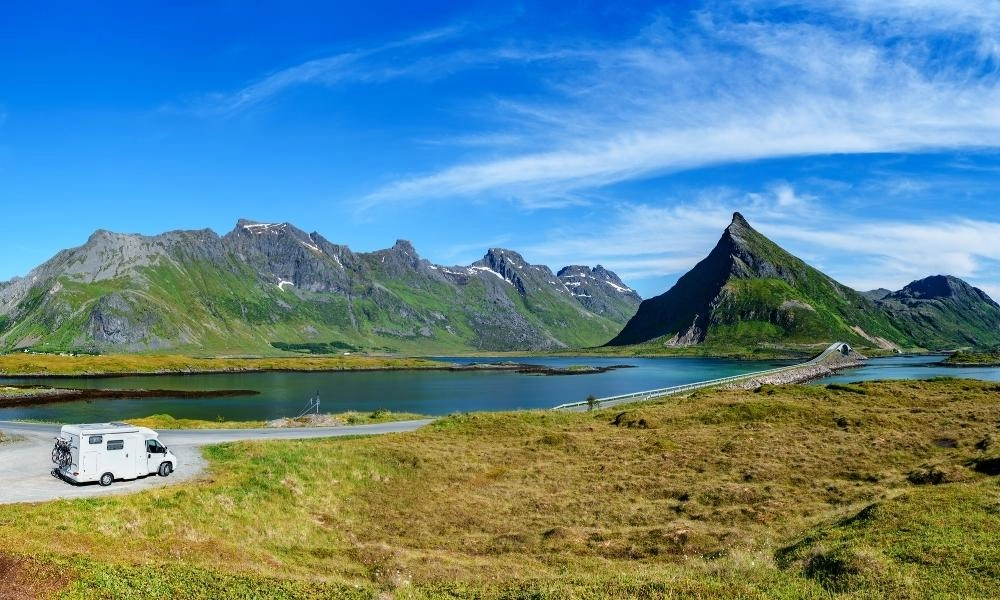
[2,214,997,356]
[0,220,641,354]
[609,213,1000,352]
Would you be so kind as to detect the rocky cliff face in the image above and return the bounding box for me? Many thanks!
[0,220,637,353]
[223,220,353,293]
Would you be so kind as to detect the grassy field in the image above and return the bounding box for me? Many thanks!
[128,410,428,430]
[0,353,445,377]
[1,378,999,598]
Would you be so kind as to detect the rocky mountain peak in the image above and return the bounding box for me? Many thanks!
[555,264,641,323]
[556,265,588,277]
[730,211,750,228]
[86,229,116,243]
[862,288,893,302]
[484,248,527,266]
[557,265,636,295]
[902,275,961,299]
[721,211,761,253]
[474,249,531,295]
[889,275,998,307]
[234,219,292,236]
[390,240,418,257]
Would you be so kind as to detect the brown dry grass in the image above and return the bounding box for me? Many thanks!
[0,353,443,377]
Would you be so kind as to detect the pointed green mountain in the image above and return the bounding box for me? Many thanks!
[608,213,911,352]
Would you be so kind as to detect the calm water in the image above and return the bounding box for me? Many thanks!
[1,354,994,423]
[815,354,1000,384]
[0,356,789,422]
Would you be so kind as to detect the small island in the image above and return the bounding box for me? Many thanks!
[448,362,635,376]
[942,349,1000,367]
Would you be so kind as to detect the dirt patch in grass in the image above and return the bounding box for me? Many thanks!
[906,463,968,485]
[611,409,660,429]
[0,553,71,599]
[971,456,1000,476]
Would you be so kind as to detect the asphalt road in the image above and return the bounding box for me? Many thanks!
[0,419,433,505]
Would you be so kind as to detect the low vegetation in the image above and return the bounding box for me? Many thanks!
[270,340,361,354]
[127,410,427,430]
[1,378,999,598]
[944,348,1000,366]
[0,386,43,398]
[0,353,445,377]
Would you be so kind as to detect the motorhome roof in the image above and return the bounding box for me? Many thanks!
[60,422,142,435]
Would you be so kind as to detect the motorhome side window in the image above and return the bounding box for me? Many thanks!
[107,440,125,451]
[146,440,163,452]
[89,435,103,444]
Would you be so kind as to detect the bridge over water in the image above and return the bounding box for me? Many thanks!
[553,342,853,411]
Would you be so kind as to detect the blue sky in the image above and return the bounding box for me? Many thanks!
[2,0,1000,299]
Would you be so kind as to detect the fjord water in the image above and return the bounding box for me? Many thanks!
[0,356,789,423]
[815,354,1000,384]
[0,354,994,424]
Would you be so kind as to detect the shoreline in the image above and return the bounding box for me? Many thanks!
[0,387,260,408]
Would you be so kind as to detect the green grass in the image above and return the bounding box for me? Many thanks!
[0,385,47,397]
[127,410,428,430]
[943,348,1000,366]
[0,353,446,376]
[2,378,999,598]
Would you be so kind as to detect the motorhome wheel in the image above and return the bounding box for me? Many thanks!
[99,473,114,486]
[158,462,172,477]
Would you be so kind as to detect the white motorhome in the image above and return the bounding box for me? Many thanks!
[52,422,177,486]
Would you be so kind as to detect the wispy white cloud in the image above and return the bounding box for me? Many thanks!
[359,3,1000,209]
[184,24,599,118]
[186,25,470,116]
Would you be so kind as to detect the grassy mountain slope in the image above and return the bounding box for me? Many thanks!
[876,275,1000,350]
[0,222,628,354]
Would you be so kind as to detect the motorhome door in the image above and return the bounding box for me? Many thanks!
[145,438,166,474]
